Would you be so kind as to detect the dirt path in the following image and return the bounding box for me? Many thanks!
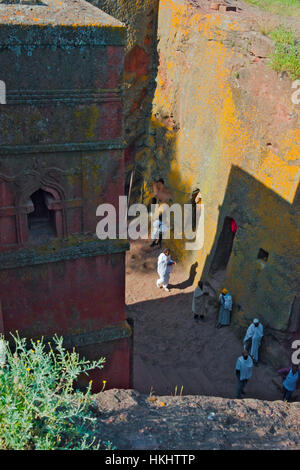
[126,240,299,402]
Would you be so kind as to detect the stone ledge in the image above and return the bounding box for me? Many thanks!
[61,321,132,348]
[5,320,132,348]
[0,139,125,155]
[6,88,122,106]
[0,24,125,47]
[0,238,129,270]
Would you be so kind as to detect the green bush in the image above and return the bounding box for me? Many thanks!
[0,334,106,450]
[268,25,300,79]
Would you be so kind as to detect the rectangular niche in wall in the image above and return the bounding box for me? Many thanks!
[257,248,269,262]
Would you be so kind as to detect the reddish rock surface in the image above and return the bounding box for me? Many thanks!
[125,46,150,77]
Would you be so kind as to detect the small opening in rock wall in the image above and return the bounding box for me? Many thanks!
[257,248,269,262]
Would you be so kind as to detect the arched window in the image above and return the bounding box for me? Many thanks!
[28,189,57,242]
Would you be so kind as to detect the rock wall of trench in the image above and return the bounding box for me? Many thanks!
[93,0,299,361]
[92,1,159,162]
[139,0,299,354]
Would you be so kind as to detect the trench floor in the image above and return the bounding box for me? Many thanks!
[125,239,299,401]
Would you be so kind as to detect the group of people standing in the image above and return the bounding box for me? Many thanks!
[192,285,233,328]
[235,318,264,399]
[235,315,299,401]
[156,248,299,402]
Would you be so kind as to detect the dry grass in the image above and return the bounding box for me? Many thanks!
[244,0,300,17]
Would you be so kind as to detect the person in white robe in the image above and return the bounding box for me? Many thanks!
[156,248,176,292]
[235,349,253,398]
[150,217,168,248]
[192,281,208,320]
[243,318,264,365]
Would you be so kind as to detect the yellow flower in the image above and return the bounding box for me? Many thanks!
[37,340,40,343]
[103,380,107,384]
[26,368,30,371]
[148,396,157,403]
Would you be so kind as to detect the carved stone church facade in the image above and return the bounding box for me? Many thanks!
[0,0,131,391]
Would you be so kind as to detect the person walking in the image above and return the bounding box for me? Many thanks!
[216,288,232,328]
[156,248,176,292]
[235,349,253,398]
[150,212,168,248]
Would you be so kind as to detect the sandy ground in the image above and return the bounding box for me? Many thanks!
[126,240,299,402]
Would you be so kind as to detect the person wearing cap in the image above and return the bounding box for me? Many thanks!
[235,349,253,398]
[243,319,264,366]
[156,248,176,292]
[216,288,232,328]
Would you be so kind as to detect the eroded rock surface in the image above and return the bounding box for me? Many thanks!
[95,388,300,450]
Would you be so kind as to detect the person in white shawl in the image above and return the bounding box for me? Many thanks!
[150,214,168,248]
[156,248,176,292]
[192,281,208,320]
[243,318,264,366]
[235,349,253,398]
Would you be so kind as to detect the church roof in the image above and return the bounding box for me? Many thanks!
[0,0,124,27]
